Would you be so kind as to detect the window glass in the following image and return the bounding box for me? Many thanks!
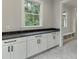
[24,0,41,26]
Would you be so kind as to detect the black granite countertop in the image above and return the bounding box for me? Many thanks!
[2,28,60,40]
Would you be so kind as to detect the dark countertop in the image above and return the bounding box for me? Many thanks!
[2,28,60,40]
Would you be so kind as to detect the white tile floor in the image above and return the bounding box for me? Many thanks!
[31,39,77,59]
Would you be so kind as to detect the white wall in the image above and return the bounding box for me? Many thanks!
[2,0,57,32]
[2,0,22,32]
[51,0,61,28]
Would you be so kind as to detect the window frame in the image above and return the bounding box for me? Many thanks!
[22,0,43,27]
[62,12,67,28]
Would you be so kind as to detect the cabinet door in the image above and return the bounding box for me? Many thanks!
[47,33,59,49]
[39,34,47,52]
[13,42,26,59]
[53,32,59,46]
[27,36,38,57]
[47,33,54,49]
[2,46,11,59]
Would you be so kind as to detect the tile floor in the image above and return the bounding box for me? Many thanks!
[31,39,77,59]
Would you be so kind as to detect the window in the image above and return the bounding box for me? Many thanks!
[62,11,67,28]
[24,0,42,27]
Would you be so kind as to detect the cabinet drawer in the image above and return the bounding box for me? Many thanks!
[27,36,39,57]
[2,37,27,46]
[3,39,17,46]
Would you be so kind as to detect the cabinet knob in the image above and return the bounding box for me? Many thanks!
[8,46,10,52]
[11,46,13,52]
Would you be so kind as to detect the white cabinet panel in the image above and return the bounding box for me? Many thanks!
[27,34,48,57]
[47,32,59,49]
[2,46,11,59]
[47,33,54,49]
[13,42,26,59]
[2,37,27,59]
[39,34,48,52]
[53,32,60,46]
[2,32,60,59]
[27,36,39,57]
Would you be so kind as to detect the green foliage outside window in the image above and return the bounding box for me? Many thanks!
[24,0,40,26]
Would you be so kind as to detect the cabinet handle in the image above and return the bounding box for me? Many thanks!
[11,46,13,52]
[8,46,10,52]
[4,40,16,43]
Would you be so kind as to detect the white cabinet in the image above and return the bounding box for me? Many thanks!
[27,36,39,57]
[13,42,26,59]
[47,33,54,49]
[29,32,60,59]
[2,39,15,59]
[47,32,59,49]
[2,46,11,59]
[53,32,59,46]
[2,32,60,59]
[2,37,27,59]
[27,34,48,57]
[27,32,59,58]
[39,34,48,52]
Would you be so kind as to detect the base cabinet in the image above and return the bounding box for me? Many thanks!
[2,32,60,59]
[27,36,39,57]
[13,42,26,59]
[47,33,54,49]
[27,34,48,58]
[47,32,59,49]
[2,46,11,59]
[53,32,60,46]
[2,37,27,59]
[39,34,48,52]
